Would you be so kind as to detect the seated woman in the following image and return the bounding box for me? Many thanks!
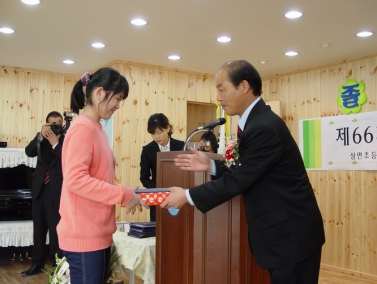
[199,131,218,153]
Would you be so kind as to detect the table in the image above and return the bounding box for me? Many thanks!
[0,148,36,168]
[113,230,156,284]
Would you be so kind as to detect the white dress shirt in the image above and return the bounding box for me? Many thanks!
[158,138,171,152]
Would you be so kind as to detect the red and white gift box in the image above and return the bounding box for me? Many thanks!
[136,188,170,206]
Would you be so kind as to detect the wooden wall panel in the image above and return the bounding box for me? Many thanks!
[0,67,77,148]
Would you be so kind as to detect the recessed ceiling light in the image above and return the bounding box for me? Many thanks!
[0,27,14,34]
[258,60,267,64]
[91,42,105,48]
[130,18,147,26]
[63,59,74,64]
[21,0,40,5]
[320,42,331,48]
[217,36,231,43]
[285,51,299,56]
[168,55,180,60]
[285,10,302,19]
[356,31,373,37]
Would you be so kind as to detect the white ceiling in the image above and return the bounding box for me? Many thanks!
[1,0,376,78]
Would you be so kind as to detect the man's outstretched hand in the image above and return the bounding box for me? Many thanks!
[174,148,212,172]
[160,187,188,209]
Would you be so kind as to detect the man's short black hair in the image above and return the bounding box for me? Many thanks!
[46,111,63,123]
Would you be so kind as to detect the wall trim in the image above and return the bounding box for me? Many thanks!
[321,264,377,281]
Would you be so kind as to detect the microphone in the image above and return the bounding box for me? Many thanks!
[197,118,226,130]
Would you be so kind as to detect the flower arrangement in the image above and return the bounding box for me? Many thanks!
[44,255,70,284]
[44,245,120,284]
[224,139,241,167]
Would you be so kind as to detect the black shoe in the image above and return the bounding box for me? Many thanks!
[21,264,44,276]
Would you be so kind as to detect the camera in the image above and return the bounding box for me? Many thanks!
[200,140,211,147]
[50,122,64,135]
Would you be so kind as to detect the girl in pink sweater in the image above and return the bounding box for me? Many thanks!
[57,68,148,284]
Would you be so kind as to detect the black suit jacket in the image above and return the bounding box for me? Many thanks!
[140,137,184,188]
[25,133,64,204]
[189,98,325,269]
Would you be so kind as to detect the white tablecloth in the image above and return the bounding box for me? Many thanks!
[0,148,37,168]
[0,220,50,247]
[0,220,34,247]
[113,231,156,284]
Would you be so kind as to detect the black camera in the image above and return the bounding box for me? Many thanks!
[50,122,64,135]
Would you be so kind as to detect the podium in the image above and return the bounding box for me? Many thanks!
[155,151,269,284]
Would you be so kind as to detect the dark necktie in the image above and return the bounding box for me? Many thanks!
[44,169,50,184]
[237,125,242,140]
[44,150,52,185]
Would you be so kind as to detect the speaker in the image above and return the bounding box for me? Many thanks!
[0,142,7,148]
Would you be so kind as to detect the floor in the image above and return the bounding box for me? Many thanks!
[0,259,143,284]
[0,259,376,284]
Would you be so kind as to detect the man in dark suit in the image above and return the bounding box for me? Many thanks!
[22,111,65,276]
[140,113,184,221]
[161,60,325,284]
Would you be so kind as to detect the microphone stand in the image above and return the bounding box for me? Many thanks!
[183,128,213,151]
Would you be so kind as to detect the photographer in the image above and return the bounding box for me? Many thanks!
[22,111,65,276]
[198,131,218,153]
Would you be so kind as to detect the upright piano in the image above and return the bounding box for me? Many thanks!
[0,148,36,260]
[0,165,34,221]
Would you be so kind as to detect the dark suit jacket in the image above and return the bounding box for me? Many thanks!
[140,137,184,188]
[189,98,325,269]
[25,133,64,204]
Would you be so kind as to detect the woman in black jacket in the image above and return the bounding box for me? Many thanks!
[139,113,184,221]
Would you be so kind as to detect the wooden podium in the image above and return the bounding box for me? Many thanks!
[155,151,269,284]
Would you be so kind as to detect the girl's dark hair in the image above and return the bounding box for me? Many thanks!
[200,131,218,153]
[147,113,173,136]
[220,60,262,96]
[70,67,129,114]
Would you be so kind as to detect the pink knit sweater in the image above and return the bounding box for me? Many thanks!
[57,114,133,252]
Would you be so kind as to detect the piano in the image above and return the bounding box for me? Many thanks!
[0,148,36,260]
[0,165,34,221]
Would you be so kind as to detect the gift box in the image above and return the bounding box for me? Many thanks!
[136,188,170,206]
